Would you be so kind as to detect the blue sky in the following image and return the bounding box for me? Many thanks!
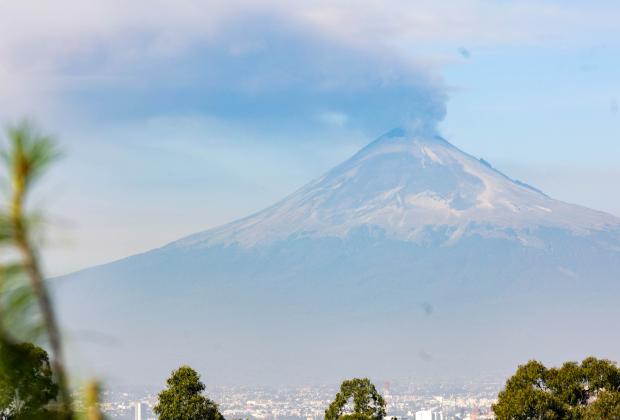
[0,0,618,274]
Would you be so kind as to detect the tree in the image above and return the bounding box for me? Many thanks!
[154,366,223,420]
[0,341,58,419]
[0,120,72,415]
[493,358,620,419]
[325,378,386,420]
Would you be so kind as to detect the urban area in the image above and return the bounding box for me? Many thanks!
[101,382,499,420]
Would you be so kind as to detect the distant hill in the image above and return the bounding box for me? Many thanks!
[57,128,620,387]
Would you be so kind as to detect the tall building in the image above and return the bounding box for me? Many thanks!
[134,402,146,420]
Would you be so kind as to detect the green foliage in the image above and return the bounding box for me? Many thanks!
[0,341,58,419]
[325,378,386,420]
[0,264,42,344]
[585,390,620,419]
[0,120,72,417]
[154,366,224,420]
[1,120,61,193]
[493,358,620,419]
[492,360,563,419]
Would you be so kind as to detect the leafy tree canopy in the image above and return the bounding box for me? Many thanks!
[0,341,59,419]
[325,378,386,420]
[154,365,223,420]
[493,357,620,419]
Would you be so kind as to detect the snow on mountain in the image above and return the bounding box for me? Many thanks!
[173,128,620,249]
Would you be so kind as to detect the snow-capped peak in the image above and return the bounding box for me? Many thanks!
[175,129,620,248]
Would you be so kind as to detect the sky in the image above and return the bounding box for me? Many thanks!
[0,0,618,275]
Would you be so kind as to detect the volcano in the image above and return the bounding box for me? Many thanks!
[58,129,620,387]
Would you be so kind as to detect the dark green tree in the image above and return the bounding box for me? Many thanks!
[0,341,58,419]
[581,357,620,393]
[325,378,386,420]
[154,366,223,420]
[493,358,620,419]
[492,361,563,420]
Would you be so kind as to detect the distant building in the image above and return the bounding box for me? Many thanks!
[415,410,443,420]
[383,381,391,395]
[134,402,146,420]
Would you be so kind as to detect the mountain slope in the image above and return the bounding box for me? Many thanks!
[57,129,620,388]
[174,128,618,249]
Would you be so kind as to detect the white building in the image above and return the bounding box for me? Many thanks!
[134,402,147,420]
[415,410,443,420]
